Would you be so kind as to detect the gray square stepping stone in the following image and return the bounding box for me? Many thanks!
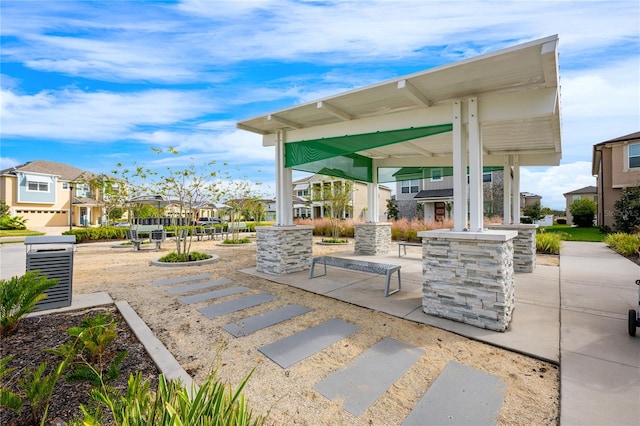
[153,273,212,286]
[402,361,506,426]
[223,304,312,337]
[198,293,277,318]
[166,278,232,295]
[178,286,250,305]
[314,337,425,416]
[259,318,360,368]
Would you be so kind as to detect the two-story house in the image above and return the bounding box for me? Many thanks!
[592,131,640,229]
[563,186,598,225]
[0,160,101,228]
[395,168,505,221]
[292,174,391,221]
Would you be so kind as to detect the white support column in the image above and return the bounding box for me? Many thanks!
[275,131,294,226]
[367,162,379,222]
[467,97,483,232]
[512,155,521,224]
[503,155,512,224]
[452,99,467,231]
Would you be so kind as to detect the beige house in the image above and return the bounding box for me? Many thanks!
[592,131,640,229]
[563,186,597,225]
[0,160,101,228]
[293,174,392,221]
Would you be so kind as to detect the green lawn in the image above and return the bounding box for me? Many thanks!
[538,224,606,242]
[0,229,46,238]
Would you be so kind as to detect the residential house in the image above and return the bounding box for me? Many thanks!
[292,174,392,221]
[0,160,101,228]
[395,168,506,221]
[592,131,640,229]
[563,186,597,225]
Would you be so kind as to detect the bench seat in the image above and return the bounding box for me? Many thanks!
[309,255,401,297]
[398,241,422,257]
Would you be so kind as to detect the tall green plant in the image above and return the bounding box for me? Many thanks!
[76,369,265,425]
[0,271,59,337]
[0,355,22,413]
[313,178,353,240]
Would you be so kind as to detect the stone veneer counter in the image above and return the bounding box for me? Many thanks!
[417,229,518,332]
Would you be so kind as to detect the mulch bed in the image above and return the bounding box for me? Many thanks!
[0,305,160,425]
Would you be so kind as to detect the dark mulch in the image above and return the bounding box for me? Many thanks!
[0,305,160,425]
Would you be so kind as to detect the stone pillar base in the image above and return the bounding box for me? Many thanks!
[418,229,517,332]
[488,224,537,273]
[354,222,392,255]
[256,226,313,275]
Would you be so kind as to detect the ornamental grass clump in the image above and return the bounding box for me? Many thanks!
[536,231,562,254]
[0,271,59,337]
[604,232,640,256]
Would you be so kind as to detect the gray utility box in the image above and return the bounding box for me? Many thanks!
[24,235,76,311]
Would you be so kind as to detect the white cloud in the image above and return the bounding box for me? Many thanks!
[521,162,596,210]
[0,88,216,141]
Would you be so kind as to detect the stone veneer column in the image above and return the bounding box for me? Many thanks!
[354,222,392,255]
[488,224,537,273]
[256,226,313,275]
[417,229,518,332]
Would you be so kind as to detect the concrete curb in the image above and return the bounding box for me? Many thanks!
[115,300,194,388]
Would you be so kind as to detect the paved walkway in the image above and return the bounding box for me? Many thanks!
[559,242,639,426]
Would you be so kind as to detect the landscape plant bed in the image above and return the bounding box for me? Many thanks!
[0,305,160,425]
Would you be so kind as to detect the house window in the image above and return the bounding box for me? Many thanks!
[430,168,443,182]
[62,182,68,190]
[483,172,492,183]
[629,143,640,169]
[27,180,49,192]
[401,180,419,194]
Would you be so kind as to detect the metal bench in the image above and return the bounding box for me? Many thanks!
[309,255,401,297]
[150,230,166,251]
[125,230,143,251]
[398,241,421,257]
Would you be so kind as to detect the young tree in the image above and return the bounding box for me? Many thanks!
[569,198,596,227]
[613,186,640,233]
[522,201,543,223]
[314,178,353,240]
[219,180,263,242]
[152,148,218,256]
[386,198,399,220]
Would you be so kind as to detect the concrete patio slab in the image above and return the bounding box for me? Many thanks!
[222,304,312,337]
[314,337,424,417]
[166,278,233,295]
[198,293,277,318]
[402,361,506,426]
[153,273,212,286]
[259,318,360,368]
[178,286,250,305]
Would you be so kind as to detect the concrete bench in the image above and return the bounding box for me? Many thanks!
[309,256,401,297]
[398,241,421,257]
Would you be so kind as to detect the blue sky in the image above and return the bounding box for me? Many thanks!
[1,0,638,210]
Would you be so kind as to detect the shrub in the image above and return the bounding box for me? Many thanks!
[613,186,640,233]
[556,218,567,225]
[158,251,212,263]
[0,215,27,230]
[604,233,640,256]
[63,227,126,243]
[536,231,562,254]
[569,198,596,227]
[0,271,59,337]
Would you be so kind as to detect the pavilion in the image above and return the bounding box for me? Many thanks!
[237,35,562,331]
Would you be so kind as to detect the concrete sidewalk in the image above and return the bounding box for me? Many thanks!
[559,241,639,426]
